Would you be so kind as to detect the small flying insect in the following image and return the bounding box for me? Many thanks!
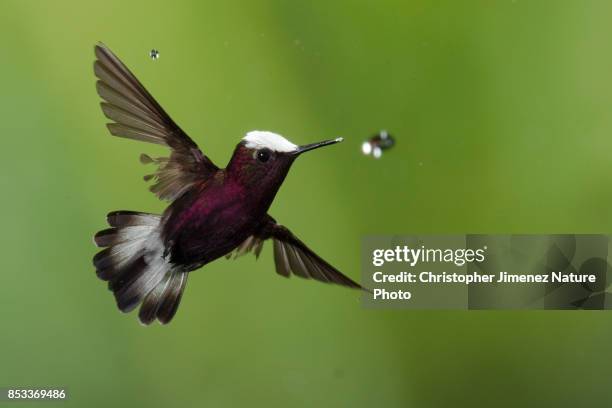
[149,49,159,60]
[361,130,395,159]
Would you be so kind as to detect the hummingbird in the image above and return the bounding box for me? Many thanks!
[92,43,364,325]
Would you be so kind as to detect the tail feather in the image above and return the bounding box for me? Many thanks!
[138,272,173,325]
[93,210,188,325]
[107,210,160,227]
[94,226,153,247]
[93,236,149,279]
[138,271,188,325]
[115,255,167,313]
[156,272,188,324]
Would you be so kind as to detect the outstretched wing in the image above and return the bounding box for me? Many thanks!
[94,43,219,201]
[230,216,366,290]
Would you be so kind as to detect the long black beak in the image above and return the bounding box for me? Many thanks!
[294,137,344,156]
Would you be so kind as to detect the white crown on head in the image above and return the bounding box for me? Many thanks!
[243,131,298,153]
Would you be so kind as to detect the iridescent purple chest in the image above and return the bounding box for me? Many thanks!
[161,178,260,268]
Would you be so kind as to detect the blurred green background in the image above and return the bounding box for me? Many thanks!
[3,0,612,406]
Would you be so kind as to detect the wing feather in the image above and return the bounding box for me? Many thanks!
[94,43,219,201]
[232,216,366,291]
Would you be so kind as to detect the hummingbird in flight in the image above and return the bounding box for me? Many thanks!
[92,43,364,325]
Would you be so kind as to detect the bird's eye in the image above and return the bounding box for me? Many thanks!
[255,148,271,163]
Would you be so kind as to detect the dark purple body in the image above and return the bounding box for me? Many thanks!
[161,145,294,270]
[161,174,258,269]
